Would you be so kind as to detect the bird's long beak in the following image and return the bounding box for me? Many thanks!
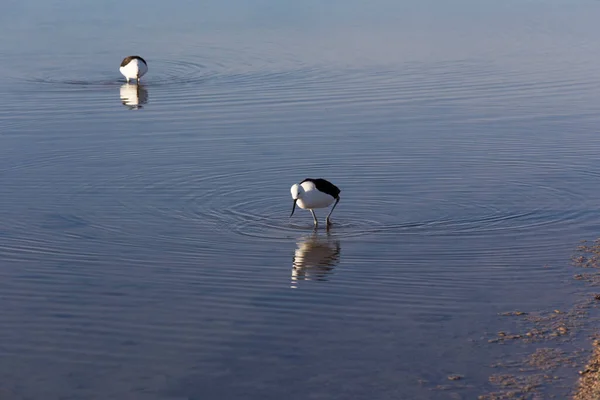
[290,200,297,217]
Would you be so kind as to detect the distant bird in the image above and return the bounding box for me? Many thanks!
[290,178,340,227]
[119,56,148,83]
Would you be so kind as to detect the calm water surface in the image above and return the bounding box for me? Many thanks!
[2,0,600,398]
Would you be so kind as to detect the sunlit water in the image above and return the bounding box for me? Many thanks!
[2,0,600,398]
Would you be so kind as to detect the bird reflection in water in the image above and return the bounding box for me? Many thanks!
[291,231,341,288]
[119,83,148,110]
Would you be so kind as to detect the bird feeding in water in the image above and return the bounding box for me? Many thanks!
[119,56,148,83]
[290,178,341,227]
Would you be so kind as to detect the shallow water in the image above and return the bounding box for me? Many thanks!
[2,0,600,398]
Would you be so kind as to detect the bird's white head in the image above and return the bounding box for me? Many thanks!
[290,183,304,200]
[290,183,305,218]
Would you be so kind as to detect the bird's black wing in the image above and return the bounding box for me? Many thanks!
[300,178,341,198]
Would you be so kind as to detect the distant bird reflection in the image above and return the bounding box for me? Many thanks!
[119,83,148,110]
[291,231,341,288]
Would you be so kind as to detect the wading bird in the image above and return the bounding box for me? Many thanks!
[290,178,340,227]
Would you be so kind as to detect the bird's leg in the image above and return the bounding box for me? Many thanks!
[126,77,130,83]
[310,209,318,227]
[326,197,340,226]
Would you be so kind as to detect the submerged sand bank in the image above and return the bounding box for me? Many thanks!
[478,240,600,399]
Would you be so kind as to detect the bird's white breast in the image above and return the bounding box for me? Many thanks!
[296,189,335,209]
[120,59,148,80]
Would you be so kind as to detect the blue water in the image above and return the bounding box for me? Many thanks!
[2,0,600,398]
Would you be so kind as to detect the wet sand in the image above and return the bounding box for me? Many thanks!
[476,239,600,399]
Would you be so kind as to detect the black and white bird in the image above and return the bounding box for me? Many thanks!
[290,178,341,227]
[119,56,148,83]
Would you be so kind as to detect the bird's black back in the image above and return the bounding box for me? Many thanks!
[120,55,147,67]
[300,178,341,198]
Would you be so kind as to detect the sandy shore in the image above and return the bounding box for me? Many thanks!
[573,339,600,400]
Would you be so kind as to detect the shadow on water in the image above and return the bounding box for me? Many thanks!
[290,230,341,288]
[119,83,149,110]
